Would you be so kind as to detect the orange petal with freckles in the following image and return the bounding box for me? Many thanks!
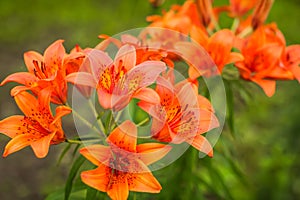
[87,49,113,80]
[0,115,26,138]
[129,172,162,193]
[24,51,43,74]
[43,40,65,70]
[124,61,166,91]
[188,135,213,157]
[152,123,172,143]
[3,134,37,157]
[81,166,110,192]
[80,145,111,166]
[107,120,137,152]
[38,87,53,113]
[251,78,276,97]
[14,91,39,118]
[0,72,37,87]
[30,132,56,158]
[137,143,172,165]
[107,175,129,200]
[115,44,136,71]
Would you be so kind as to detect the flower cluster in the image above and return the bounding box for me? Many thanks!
[1,0,299,199]
[0,24,218,200]
[148,0,300,96]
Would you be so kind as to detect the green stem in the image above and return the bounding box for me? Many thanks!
[230,18,240,33]
[88,98,106,135]
[137,117,149,127]
[65,139,82,144]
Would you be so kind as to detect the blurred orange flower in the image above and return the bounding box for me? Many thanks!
[0,89,71,158]
[1,40,84,104]
[80,120,171,200]
[235,24,299,96]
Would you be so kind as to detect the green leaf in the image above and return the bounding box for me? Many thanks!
[225,80,235,138]
[57,143,71,166]
[86,186,99,199]
[46,183,86,200]
[64,155,86,200]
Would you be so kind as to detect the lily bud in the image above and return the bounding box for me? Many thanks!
[251,0,274,30]
[195,0,214,27]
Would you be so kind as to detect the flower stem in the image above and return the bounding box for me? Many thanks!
[137,118,149,126]
[230,18,240,32]
[65,139,82,144]
[88,98,106,135]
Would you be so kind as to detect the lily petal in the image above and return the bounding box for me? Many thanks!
[30,132,56,158]
[107,120,137,152]
[251,78,276,97]
[124,61,166,92]
[14,91,39,118]
[107,175,129,200]
[80,145,111,166]
[65,72,97,88]
[132,88,160,105]
[10,85,32,97]
[52,106,72,125]
[187,135,213,157]
[115,44,136,71]
[3,134,37,157]
[86,49,113,80]
[128,172,162,193]
[24,51,43,73]
[44,39,65,70]
[97,89,113,109]
[0,72,37,86]
[81,166,110,192]
[0,115,25,138]
[137,143,172,165]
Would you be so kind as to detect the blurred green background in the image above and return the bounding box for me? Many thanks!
[0,0,300,199]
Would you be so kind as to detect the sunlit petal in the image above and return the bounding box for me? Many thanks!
[81,166,110,192]
[129,172,162,193]
[115,44,136,71]
[31,132,56,158]
[80,145,111,166]
[0,115,26,138]
[107,120,137,152]
[3,134,37,157]
[137,143,172,165]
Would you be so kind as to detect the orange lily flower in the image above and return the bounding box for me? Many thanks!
[218,0,258,18]
[283,45,300,82]
[235,24,295,96]
[64,44,92,98]
[80,120,171,200]
[146,1,194,35]
[97,33,175,67]
[1,40,84,104]
[0,89,71,158]
[138,77,219,157]
[66,44,166,111]
[179,29,244,78]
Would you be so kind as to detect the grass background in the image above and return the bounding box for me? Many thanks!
[0,0,300,199]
